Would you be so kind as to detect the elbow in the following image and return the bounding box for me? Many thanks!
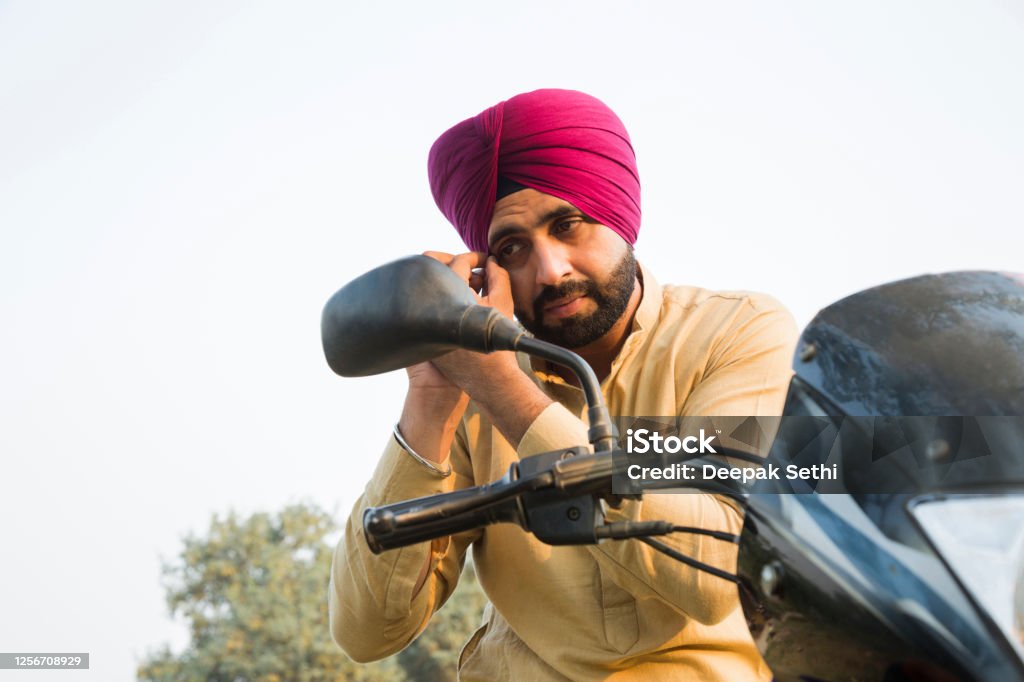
[328,607,363,662]
[328,586,415,663]
[329,604,403,664]
[332,634,388,665]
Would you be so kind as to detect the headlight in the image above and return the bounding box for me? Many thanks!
[912,494,1024,658]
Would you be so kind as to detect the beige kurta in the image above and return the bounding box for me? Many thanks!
[329,265,798,680]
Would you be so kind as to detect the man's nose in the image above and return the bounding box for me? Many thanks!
[533,239,574,287]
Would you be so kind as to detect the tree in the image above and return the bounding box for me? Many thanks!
[139,502,486,682]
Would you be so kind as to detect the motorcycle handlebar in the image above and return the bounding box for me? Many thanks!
[362,446,757,553]
[362,466,557,553]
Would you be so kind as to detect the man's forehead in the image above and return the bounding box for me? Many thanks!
[487,189,579,243]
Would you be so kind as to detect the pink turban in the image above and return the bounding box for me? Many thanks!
[427,89,641,254]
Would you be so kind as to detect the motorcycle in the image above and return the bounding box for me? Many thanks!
[321,257,1024,681]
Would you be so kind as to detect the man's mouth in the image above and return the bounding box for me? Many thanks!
[543,294,586,320]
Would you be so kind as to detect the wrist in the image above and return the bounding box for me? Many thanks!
[467,355,534,413]
[393,422,452,477]
[398,389,469,463]
[405,384,466,420]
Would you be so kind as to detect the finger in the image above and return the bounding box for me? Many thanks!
[484,256,511,293]
[448,251,488,282]
[484,256,514,317]
[422,250,455,265]
[469,270,485,292]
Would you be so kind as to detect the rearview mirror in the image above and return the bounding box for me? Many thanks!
[321,255,523,377]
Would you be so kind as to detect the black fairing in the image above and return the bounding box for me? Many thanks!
[738,272,1024,681]
[796,270,1024,416]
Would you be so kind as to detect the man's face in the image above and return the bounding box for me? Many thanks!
[487,189,637,349]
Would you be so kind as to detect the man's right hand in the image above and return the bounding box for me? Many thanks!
[398,354,468,457]
[399,361,469,466]
[398,250,552,462]
[396,251,488,466]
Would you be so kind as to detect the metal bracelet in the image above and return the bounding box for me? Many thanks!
[392,423,453,478]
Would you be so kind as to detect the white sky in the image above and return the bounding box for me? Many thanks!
[1,1,1022,678]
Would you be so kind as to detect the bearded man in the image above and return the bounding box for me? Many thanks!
[328,89,797,680]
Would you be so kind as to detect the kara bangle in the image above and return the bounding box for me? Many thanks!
[393,423,453,478]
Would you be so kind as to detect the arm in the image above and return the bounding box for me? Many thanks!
[589,295,798,624]
[513,404,751,625]
[510,296,797,625]
[328,251,544,661]
[328,421,480,662]
[426,253,553,449]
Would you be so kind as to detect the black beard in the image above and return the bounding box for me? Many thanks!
[517,249,638,349]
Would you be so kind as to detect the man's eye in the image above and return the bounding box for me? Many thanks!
[554,218,581,234]
[498,241,525,259]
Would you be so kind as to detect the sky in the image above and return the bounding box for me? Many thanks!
[1,0,1022,678]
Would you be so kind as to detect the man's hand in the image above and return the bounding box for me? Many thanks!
[422,251,552,449]
[405,252,512,397]
[399,251,552,459]
[402,250,553,601]
[420,251,520,390]
[410,251,521,401]
[420,250,514,317]
[398,252,505,464]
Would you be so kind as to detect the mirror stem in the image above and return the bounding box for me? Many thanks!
[514,336,618,452]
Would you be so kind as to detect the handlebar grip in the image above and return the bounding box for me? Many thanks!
[362,475,524,553]
[363,500,519,553]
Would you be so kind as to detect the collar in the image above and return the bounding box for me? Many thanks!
[633,261,662,334]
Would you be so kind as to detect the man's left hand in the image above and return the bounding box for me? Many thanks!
[421,251,519,392]
[421,251,551,448]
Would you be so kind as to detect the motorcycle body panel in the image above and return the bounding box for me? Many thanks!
[738,272,1024,681]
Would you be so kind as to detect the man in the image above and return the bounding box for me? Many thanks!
[329,89,797,680]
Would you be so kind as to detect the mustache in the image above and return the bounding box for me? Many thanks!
[533,279,598,317]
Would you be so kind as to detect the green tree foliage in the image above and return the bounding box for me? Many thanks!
[138,502,486,682]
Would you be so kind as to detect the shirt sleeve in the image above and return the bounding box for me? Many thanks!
[328,426,480,662]
[681,293,797,419]
[518,295,797,625]
[515,403,753,625]
[517,401,591,456]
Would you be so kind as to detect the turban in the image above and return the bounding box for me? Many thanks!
[427,89,641,254]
